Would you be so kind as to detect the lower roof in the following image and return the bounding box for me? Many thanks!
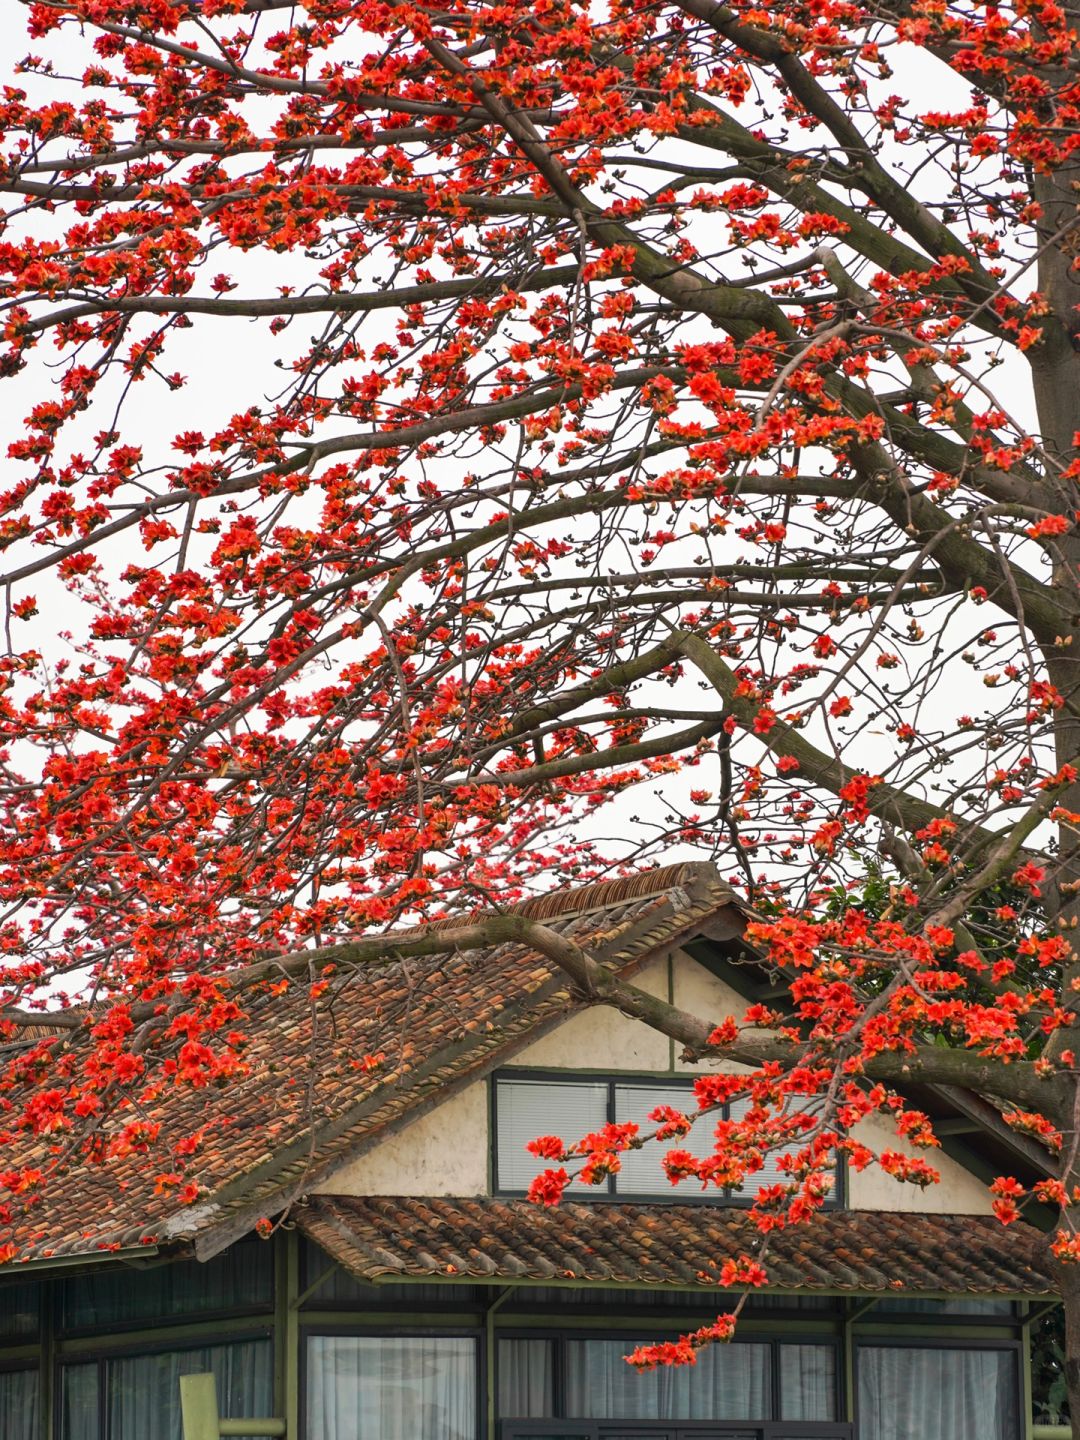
[298,1195,1054,1299]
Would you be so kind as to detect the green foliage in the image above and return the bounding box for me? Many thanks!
[1032,1304,1069,1425]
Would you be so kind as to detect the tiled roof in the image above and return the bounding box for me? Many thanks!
[298,1195,1055,1297]
[4,863,741,1266]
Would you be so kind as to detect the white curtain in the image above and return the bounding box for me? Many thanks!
[858,1345,1018,1440]
[499,1339,554,1417]
[306,1336,477,1440]
[778,1343,835,1421]
[0,1367,39,1440]
[108,1338,273,1440]
[563,1339,769,1420]
[61,1362,98,1440]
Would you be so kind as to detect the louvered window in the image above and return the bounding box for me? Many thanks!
[493,1073,839,1203]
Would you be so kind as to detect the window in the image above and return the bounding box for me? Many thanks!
[873,1297,1014,1317]
[61,1242,272,1331]
[778,1344,836,1421]
[59,1337,273,1440]
[0,1281,39,1340]
[493,1074,838,1202]
[856,1344,1019,1440]
[306,1335,478,1440]
[495,1077,610,1193]
[0,1367,39,1440]
[498,1336,839,1425]
[564,1338,770,1420]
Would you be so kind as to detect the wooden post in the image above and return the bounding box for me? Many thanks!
[180,1373,221,1440]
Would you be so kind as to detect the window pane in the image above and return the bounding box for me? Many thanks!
[875,1297,1014,1316]
[0,1369,40,1440]
[306,1335,477,1440]
[779,1344,836,1420]
[858,1345,1019,1440]
[564,1338,770,1419]
[106,1338,273,1440]
[496,1079,608,1193]
[499,1339,555,1417]
[726,1097,836,1200]
[62,1242,272,1329]
[0,1282,39,1340]
[613,1085,710,1197]
[61,1363,99,1440]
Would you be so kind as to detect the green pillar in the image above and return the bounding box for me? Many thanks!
[180,1373,220,1440]
[284,1230,301,1440]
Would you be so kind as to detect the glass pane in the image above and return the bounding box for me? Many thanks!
[63,1242,272,1329]
[779,1344,836,1421]
[61,1363,99,1440]
[857,1345,1019,1440]
[306,1335,477,1440]
[613,1085,711,1197]
[106,1339,273,1440]
[564,1339,770,1420]
[743,1295,834,1311]
[0,1368,40,1440]
[504,1289,835,1312]
[875,1297,1014,1316]
[496,1079,609,1193]
[726,1097,836,1201]
[0,1282,40,1339]
[499,1340,555,1417]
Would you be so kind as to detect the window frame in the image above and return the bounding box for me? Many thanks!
[852,1336,1025,1440]
[491,1070,846,1207]
[496,1328,846,1429]
[54,1326,275,1440]
[56,1244,276,1339]
[298,1325,486,1440]
[498,1419,854,1440]
[0,1357,42,1440]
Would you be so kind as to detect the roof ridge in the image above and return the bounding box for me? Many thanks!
[405,860,741,939]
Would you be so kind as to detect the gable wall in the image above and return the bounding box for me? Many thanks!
[315,950,992,1213]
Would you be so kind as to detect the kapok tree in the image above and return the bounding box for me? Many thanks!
[2,0,1080,1423]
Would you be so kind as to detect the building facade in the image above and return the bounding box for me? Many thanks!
[0,865,1058,1440]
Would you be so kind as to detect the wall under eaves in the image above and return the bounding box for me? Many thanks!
[313,949,993,1214]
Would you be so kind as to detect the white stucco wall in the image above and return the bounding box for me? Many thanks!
[314,950,994,1213]
[512,955,673,1070]
[313,1081,489,1197]
[846,1109,993,1214]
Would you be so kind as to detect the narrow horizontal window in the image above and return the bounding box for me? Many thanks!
[874,1297,1014,1316]
[493,1073,843,1205]
[61,1242,272,1331]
